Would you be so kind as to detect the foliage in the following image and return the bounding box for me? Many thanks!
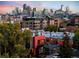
[59,34,73,58]
[0,23,32,58]
[44,25,58,32]
[73,28,79,48]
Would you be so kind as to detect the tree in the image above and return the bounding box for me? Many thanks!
[44,25,58,32]
[23,29,32,49]
[0,22,33,58]
[14,44,26,57]
[0,33,4,55]
[0,23,9,56]
[59,33,73,58]
[73,28,79,49]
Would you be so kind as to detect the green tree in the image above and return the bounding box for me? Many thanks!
[0,33,4,55]
[44,25,58,32]
[23,29,32,49]
[73,28,79,48]
[0,22,33,57]
[59,33,73,58]
[0,23,9,56]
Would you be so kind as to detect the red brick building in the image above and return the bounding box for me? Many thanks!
[75,15,79,25]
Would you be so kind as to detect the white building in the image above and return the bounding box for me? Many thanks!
[0,15,2,21]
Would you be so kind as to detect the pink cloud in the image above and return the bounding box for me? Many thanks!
[0,5,15,14]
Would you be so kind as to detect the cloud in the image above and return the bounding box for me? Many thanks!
[0,5,15,14]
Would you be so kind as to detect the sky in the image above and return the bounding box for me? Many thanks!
[0,1,79,14]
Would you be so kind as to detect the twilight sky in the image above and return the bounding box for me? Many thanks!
[0,1,79,14]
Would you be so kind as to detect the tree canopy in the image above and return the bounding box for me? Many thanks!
[44,25,58,32]
[0,23,32,57]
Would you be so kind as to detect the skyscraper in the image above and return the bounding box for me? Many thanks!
[42,8,49,17]
[12,7,20,15]
[33,8,36,12]
[23,4,27,15]
[50,9,53,13]
[61,5,64,11]
[26,6,31,17]
[50,9,54,16]
[32,8,36,17]
[23,4,31,17]
[23,4,27,11]
[15,7,19,14]
[12,10,16,15]
[15,7,21,15]
[66,6,69,13]
[42,8,46,17]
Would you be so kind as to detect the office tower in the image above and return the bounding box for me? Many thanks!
[64,6,70,18]
[23,4,27,15]
[33,8,36,12]
[50,9,53,13]
[26,6,31,17]
[15,7,21,15]
[16,7,19,14]
[66,6,69,13]
[32,8,36,17]
[12,10,16,15]
[42,8,46,17]
[23,4,31,17]
[50,9,54,16]
[32,11,34,17]
[42,8,49,17]
[61,5,64,11]
[23,4,27,11]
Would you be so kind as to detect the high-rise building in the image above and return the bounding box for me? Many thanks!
[12,10,16,15]
[42,8,49,17]
[16,7,20,14]
[50,9,53,13]
[32,8,37,17]
[23,4,27,15]
[33,8,36,12]
[26,6,31,11]
[23,4,32,17]
[60,5,64,11]
[12,7,21,15]
[26,6,31,17]
[64,6,70,18]
[50,9,54,16]
[42,8,46,17]
[23,4,27,11]
[66,6,69,13]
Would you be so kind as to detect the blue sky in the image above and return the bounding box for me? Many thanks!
[0,1,79,14]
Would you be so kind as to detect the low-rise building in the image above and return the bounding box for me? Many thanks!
[74,15,79,25]
[21,17,63,30]
[21,17,42,30]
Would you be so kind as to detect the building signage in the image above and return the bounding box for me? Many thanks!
[43,31,50,37]
[50,32,64,39]
[32,31,75,39]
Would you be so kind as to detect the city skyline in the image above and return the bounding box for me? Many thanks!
[0,1,79,14]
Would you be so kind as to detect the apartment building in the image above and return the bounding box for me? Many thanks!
[21,17,42,30]
[21,16,63,30]
[74,15,79,25]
